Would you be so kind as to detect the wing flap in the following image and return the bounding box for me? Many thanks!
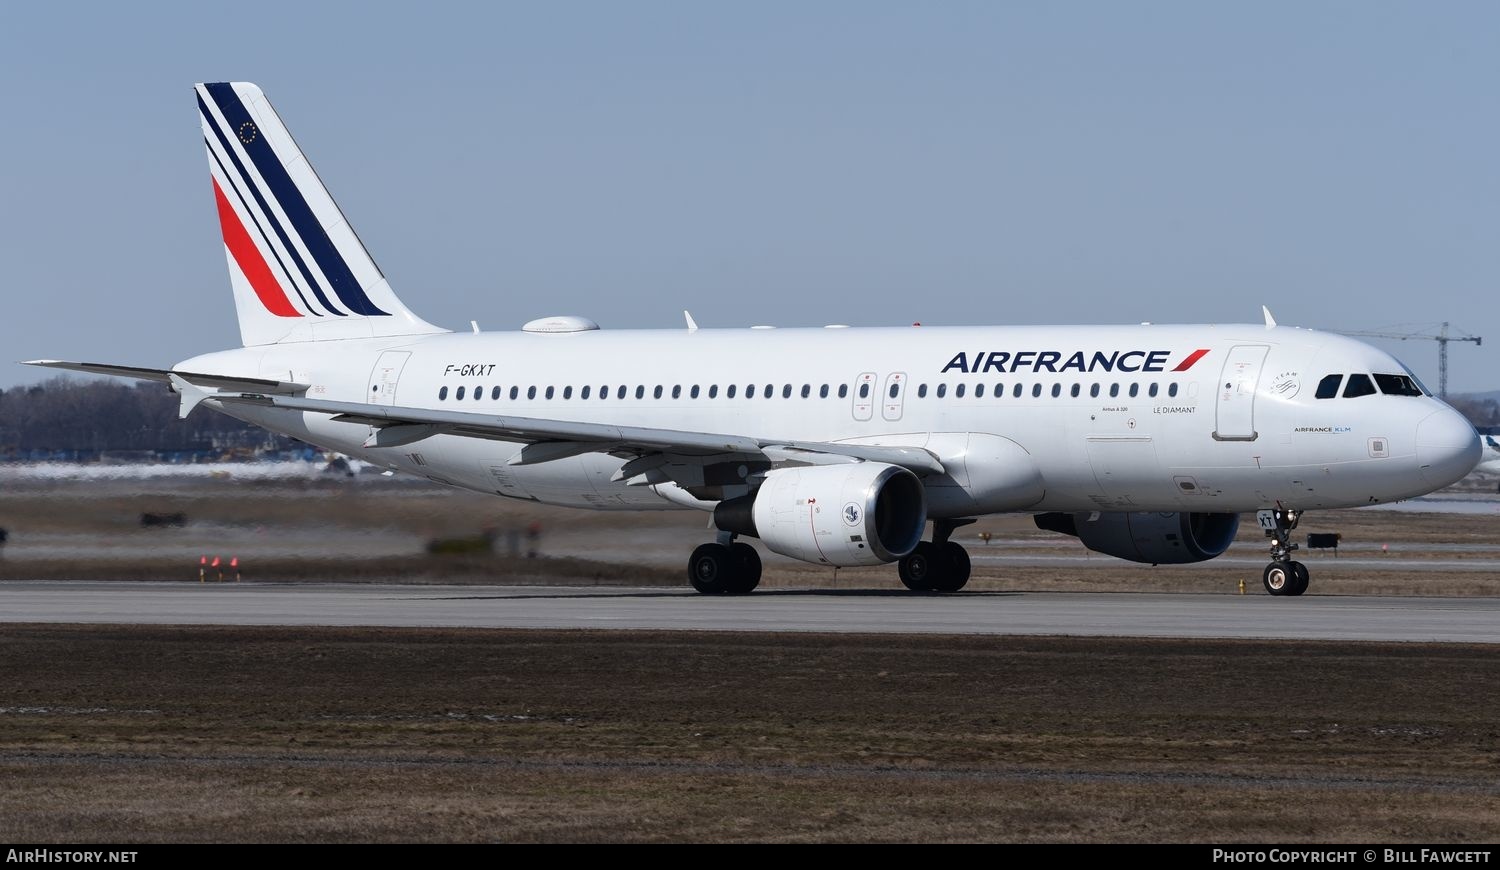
[218,392,946,475]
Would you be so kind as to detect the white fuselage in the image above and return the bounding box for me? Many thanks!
[179,321,1481,517]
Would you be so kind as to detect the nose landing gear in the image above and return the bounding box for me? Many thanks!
[1259,508,1309,596]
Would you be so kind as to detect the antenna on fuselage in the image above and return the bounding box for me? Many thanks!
[1262,306,1278,329]
[684,311,699,332]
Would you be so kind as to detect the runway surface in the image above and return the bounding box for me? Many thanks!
[3,581,1498,643]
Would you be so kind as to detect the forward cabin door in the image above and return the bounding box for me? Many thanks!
[1213,345,1268,441]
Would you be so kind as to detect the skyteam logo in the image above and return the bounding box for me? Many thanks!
[843,502,862,526]
[941,348,1210,375]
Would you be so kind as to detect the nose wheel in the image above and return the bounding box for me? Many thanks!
[1260,508,1310,597]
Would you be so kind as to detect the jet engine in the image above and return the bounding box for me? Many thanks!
[714,462,926,567]
[1034,511,1240,564]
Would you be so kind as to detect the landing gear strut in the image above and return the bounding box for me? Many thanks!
[1260,508,1309,597]
[688,532,762,595]
[898,519,973,592]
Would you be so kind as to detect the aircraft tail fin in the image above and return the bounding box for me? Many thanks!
[195,82,448,346]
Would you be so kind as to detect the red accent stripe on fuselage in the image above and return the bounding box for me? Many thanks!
[212,178,302,318]
[1172,348,1210,371]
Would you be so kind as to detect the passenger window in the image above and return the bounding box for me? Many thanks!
[801,384,810,398]
[995,383,1004,397]
[937,384,947,398]
[727,385,737,399]
[765,384,773,399]
[510,386,520,400]
[820,385,829,398]
[527,386,537,400]
[672,385,681,399]
[956,384,966,398]
[747,384,756,399]
[582,386,592,400]
[1013,384,1023,398]
[545,386,554,399]
[653,385,663,399]
[475,387,483,401]
[617,385,627,399]
[859,383,870,399]
[439,386,448,400]
[1315,374,1343,399]
[1148,383,1158,398]
[1128,383,1139,398]
[1343,374,1376,399]
[1168,383,1178,398]
[564,386,573,399]
[1090,384,1100,398]
[690,385,699,399]
[1051,384,1061,398]
[1374,373,1423,396]
[635,385,645,399]
[1109,384,1119,398]
[1032,384,1042,398]
[456,386,467,400]
[708,385,718,399]
[918,384,928,398]
[782,384,792,398]
[1070,383,1080,398]
[889,383,899,398]
[838,384,848,399]
[975,384,986,398]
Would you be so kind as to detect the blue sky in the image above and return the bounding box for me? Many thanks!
[3,2,1496,391]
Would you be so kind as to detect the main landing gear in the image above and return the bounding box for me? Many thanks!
[688,533,762,595]
[1260,508,1310,597]
[898,519,974,593]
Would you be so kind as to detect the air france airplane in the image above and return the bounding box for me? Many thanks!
[27,83,1481,597]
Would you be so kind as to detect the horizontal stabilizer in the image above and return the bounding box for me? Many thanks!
[23,360,308,394]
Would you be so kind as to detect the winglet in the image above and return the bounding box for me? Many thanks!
[684,310,699,332]
[167,374,214,419]
[1262,306,1277,329]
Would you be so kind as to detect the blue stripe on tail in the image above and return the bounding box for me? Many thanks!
[203,83,390,317]
[199,94,342,317]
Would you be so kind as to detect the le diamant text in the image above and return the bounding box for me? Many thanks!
[442,350,1179,380]
[6,852,137,864]
[1214,850,1490,864]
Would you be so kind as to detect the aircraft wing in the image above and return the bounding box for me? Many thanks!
[23,360,308,394]
[210,391,946,477]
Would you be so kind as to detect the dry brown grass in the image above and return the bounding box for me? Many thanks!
[1,626,1497,842]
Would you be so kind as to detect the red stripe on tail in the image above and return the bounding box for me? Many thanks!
[212,178,301,318]
[1172,348,1211,371]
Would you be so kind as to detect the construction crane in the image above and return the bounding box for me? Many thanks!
[1338,322,1481,399]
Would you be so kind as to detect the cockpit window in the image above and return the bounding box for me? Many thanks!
[1399,363,1433,396]
[1374,373,1423,397]
[1343,373,1377,398]
[1315,374,1343,399]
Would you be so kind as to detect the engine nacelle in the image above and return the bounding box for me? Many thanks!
[716,462,926,567]
[1035,511,1240,564]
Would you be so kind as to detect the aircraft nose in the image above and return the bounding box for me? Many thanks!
[1416,407,1481,487]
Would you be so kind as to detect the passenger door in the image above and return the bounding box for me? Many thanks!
[368,351,411,407]
[1213,345,1268,441]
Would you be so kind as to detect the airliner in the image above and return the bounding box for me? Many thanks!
[26,82,1481,597]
